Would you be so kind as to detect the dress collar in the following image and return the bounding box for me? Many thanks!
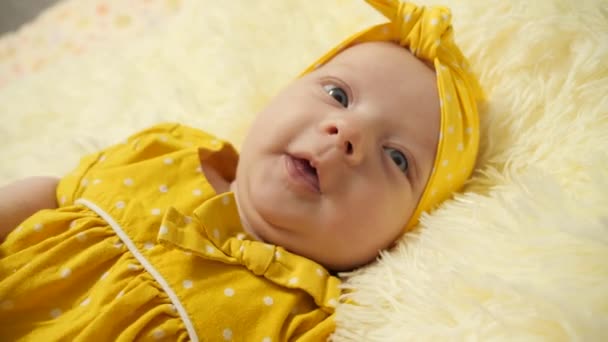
[158,192,341,313]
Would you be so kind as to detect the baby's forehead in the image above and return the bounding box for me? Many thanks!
[322,41,436,81]
[319,42,438,110]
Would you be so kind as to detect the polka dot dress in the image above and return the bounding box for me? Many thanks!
[0,123,340,341]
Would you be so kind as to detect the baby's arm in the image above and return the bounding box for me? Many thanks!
[0,177,59,241]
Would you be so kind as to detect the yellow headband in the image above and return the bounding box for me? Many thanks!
[302,0,484,230]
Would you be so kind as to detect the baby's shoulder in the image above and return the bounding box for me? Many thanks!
[57,123,233,207]
[94,123,229,166]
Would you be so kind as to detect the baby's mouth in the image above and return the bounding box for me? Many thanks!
[290,156,320,192]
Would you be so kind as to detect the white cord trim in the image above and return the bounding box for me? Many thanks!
[76,198,199,342]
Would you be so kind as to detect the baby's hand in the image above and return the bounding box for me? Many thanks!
[0,176,59,241]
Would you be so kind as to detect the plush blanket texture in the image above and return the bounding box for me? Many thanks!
[1,0,607,340]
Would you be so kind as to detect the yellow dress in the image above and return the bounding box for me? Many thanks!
[0,123,341,341]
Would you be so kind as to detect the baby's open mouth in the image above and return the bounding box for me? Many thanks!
[290,156,320,192]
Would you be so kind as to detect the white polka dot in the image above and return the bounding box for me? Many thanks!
[263,296,274,306]
[442,160,449,167]
[435,39,441,47]
[69,220,77,229]
[328,298,338,307]
[205,245,214,254]
[60,268,71,278]
[222,196,230,205]
[447,173,453,181]
[223,328,233,340]
[80,297,91,307]
[183,280,193,289]
[153,329,166,340]
[128,263,138,271]
[439,99,443,107]
[14,225,23,233]
[76,232,87,241]
[144,242,154,250]
[224,288,235,297]
[274,251,281,259]
[99,154,106,162]
[159,225,168,235]
[50,308,62,318]
[116,290,125,299]
[262,338,272,342]
[192,189,202,196]
[213,229,220,239]
[1,300,14,310]
[92,179,102,185]
[466,127,473,134]
[81,179,89,187]
[195,166,203,173]
[431,18,439,25]
[183,251,192,257]
[116,201,125,209]
[288,277,298,285]
[446,94,452,102]
[431,189,438,196]
[316,268,324,276]
[123,178,134,186]
[404,13,412,22]
[100,271,109,280]
[164,158,174,165]
[60,196,67,204]
[114,242,123,249]
[448,126,455,134]
[239,246,245,253]
[33,223,43,232]
[236,233,246,240]
[457,143,464,151]
[438,132,443,141]
[159,184,168,193]
[159,135,169,142]
[151,208,161,216]
[183,216,193,224]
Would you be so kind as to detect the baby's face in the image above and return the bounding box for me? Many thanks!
[233,41,440,271]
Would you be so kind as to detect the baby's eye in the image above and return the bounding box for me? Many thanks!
[384,147,409,173]
[323,85,349,107]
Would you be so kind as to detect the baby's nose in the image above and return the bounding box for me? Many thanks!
[321,118,365,166]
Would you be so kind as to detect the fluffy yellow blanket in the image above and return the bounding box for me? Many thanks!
[1,0,606,339]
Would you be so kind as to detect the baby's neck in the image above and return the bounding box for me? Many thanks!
[201,162,231,194]
[200,161,263,242]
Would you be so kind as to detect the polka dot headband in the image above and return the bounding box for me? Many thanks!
[302,0,484,230]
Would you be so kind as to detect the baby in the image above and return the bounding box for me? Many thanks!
[0,0,482,341]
